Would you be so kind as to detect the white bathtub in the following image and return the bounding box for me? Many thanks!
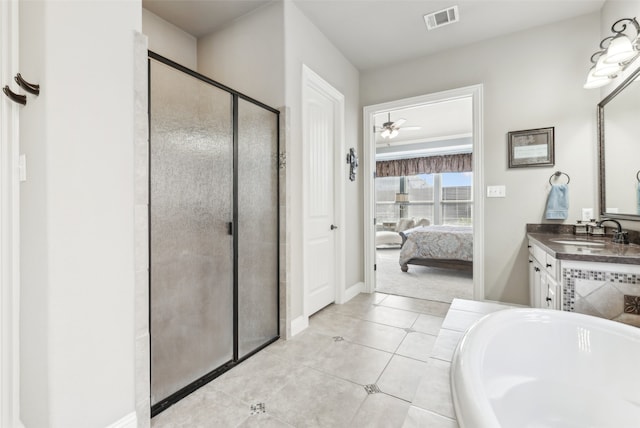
[451,308,640,428]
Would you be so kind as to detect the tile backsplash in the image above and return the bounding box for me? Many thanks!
[563,267,640,327]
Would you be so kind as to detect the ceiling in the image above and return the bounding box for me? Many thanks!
[142,0,605,71]
[375,98,471,140]
[142,0,605,155]
[142,0,273,39]
[374,97,472,159]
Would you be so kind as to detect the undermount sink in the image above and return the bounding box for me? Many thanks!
[550,239,605,247]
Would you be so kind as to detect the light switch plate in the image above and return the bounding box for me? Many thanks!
[487,185,506,198]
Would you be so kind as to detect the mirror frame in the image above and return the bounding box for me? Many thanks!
[598,65,640,221]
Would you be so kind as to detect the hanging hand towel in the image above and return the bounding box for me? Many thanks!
[545,184,569,219]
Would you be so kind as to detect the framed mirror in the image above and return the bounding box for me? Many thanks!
[598,65,640,220]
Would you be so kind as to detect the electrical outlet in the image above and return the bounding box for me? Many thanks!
[582,208,593,222]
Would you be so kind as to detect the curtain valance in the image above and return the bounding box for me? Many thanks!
[376,153,472,178]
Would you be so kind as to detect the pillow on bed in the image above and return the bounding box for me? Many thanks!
[415,218,430,227]
[395,218,415,232]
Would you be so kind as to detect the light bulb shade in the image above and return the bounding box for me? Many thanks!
[583,66,610,89]
[603,34,637,64]
[381,128,390,138]
[389,129,399,139]
[593,54,622,77]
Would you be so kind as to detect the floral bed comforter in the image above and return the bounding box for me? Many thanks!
[399,225,473,266]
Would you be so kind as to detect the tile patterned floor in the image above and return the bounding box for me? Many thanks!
[151,294,513,428]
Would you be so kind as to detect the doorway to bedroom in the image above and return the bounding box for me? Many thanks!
[363,86,483,304]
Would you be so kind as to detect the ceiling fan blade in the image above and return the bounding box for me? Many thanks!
[400,126,421,131]
[393,118,407,127]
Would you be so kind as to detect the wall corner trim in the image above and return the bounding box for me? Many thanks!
[105,412,137,428]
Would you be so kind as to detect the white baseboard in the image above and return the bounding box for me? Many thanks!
[290,315,309,337]
[105,412,137,428]
[343,281,364,303]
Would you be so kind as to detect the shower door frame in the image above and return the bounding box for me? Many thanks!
[148,51,280,417]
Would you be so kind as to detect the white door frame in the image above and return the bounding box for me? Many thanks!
[1,1,24,426]
[363,85,484,300]
[301,64,346,319]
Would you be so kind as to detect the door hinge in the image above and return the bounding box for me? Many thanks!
[374,264,377,271]
[373,217,376,225]
[227,222,233,235]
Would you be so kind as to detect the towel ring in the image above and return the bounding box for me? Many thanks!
[549,171,570,185]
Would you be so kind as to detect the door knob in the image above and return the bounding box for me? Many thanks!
[330,224,338,230]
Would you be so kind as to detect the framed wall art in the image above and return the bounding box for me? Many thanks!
[507,127,554,168]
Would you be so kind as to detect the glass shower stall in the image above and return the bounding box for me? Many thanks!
[148,52,280,416]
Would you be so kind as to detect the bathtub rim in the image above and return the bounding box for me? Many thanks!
[450,307,640,428]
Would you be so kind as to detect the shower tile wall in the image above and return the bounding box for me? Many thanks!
[134,32,151,428]
[279,106,289,339]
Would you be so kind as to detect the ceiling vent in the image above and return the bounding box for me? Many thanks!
[424,6,459,31]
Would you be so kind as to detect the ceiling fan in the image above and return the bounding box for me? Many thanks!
[376,113,421,139]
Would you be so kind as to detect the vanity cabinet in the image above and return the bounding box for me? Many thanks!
[527,232,640,327]
[528,241,562,310]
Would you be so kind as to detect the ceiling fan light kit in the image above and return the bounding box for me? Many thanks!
[377,113,419,139]
[380,128,399,139]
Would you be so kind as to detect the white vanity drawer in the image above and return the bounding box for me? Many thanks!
[529,241,558,279]
[532,244,546,265]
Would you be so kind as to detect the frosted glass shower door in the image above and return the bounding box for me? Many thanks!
[237,99,279,358]
[149,59,234,406]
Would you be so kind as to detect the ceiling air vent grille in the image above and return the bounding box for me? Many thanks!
[424,6,459,30]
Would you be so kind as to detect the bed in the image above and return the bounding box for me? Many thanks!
[398,225,473,272]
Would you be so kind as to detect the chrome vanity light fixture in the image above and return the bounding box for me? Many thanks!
[584,17,640,89]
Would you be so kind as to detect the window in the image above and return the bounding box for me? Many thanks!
[375,176,401,223]
[375,172,472,226]
[441,172,473,225]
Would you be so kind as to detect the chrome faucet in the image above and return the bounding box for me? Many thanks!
[597,218,629,244]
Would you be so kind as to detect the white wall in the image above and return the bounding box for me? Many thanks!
[197,2,285,108]
[197,1,361,327]
[19,1,140,426]
[361,13,601,304]
[283,1,361,320]
[18,3,49,426]
[142,8,197,70]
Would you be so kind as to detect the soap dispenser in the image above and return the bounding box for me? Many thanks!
[574,220,588,235]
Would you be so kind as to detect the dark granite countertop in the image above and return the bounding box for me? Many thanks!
[527,232,640,265]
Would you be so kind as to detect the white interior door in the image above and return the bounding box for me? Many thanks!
[304,81,337,316]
